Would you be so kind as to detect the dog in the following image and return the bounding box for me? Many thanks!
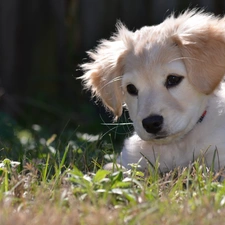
[80,10,225,173]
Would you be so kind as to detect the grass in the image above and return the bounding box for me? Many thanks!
[1,119,225,224]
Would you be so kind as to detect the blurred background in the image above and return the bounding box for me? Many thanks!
[0,0,223,137]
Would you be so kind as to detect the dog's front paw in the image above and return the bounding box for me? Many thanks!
[103,162,126,171]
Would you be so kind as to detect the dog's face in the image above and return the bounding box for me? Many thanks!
[81,10,225,144]
[121,41,208,143]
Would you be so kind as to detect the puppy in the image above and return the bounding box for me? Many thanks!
[80,10,225,173]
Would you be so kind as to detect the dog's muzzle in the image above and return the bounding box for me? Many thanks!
[142,115,164,134]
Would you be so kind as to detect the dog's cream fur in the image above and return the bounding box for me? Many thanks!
[81,10,225,172]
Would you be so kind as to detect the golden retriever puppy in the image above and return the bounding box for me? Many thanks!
[80,10,225,172]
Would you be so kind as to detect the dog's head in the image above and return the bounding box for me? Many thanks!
[80,10,225,143]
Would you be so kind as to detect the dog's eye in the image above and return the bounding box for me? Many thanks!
[126,84,138,96]
[165,75,183,88]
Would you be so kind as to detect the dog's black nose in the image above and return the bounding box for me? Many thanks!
[142,115,164,134]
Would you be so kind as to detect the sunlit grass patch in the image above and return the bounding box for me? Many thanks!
[1,126,225,224]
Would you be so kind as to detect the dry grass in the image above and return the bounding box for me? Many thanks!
[1,182,225,225]
[1,198,224,225]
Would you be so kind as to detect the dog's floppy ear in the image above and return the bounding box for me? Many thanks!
[173,15,225,94]
[80,24,131,118]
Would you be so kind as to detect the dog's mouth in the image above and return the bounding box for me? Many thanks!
[153,131,168,140]
[136,124,189,144]
[143,131,185,144]
[155,135,167,140]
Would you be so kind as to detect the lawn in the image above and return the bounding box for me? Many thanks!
[0,118,225,225]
